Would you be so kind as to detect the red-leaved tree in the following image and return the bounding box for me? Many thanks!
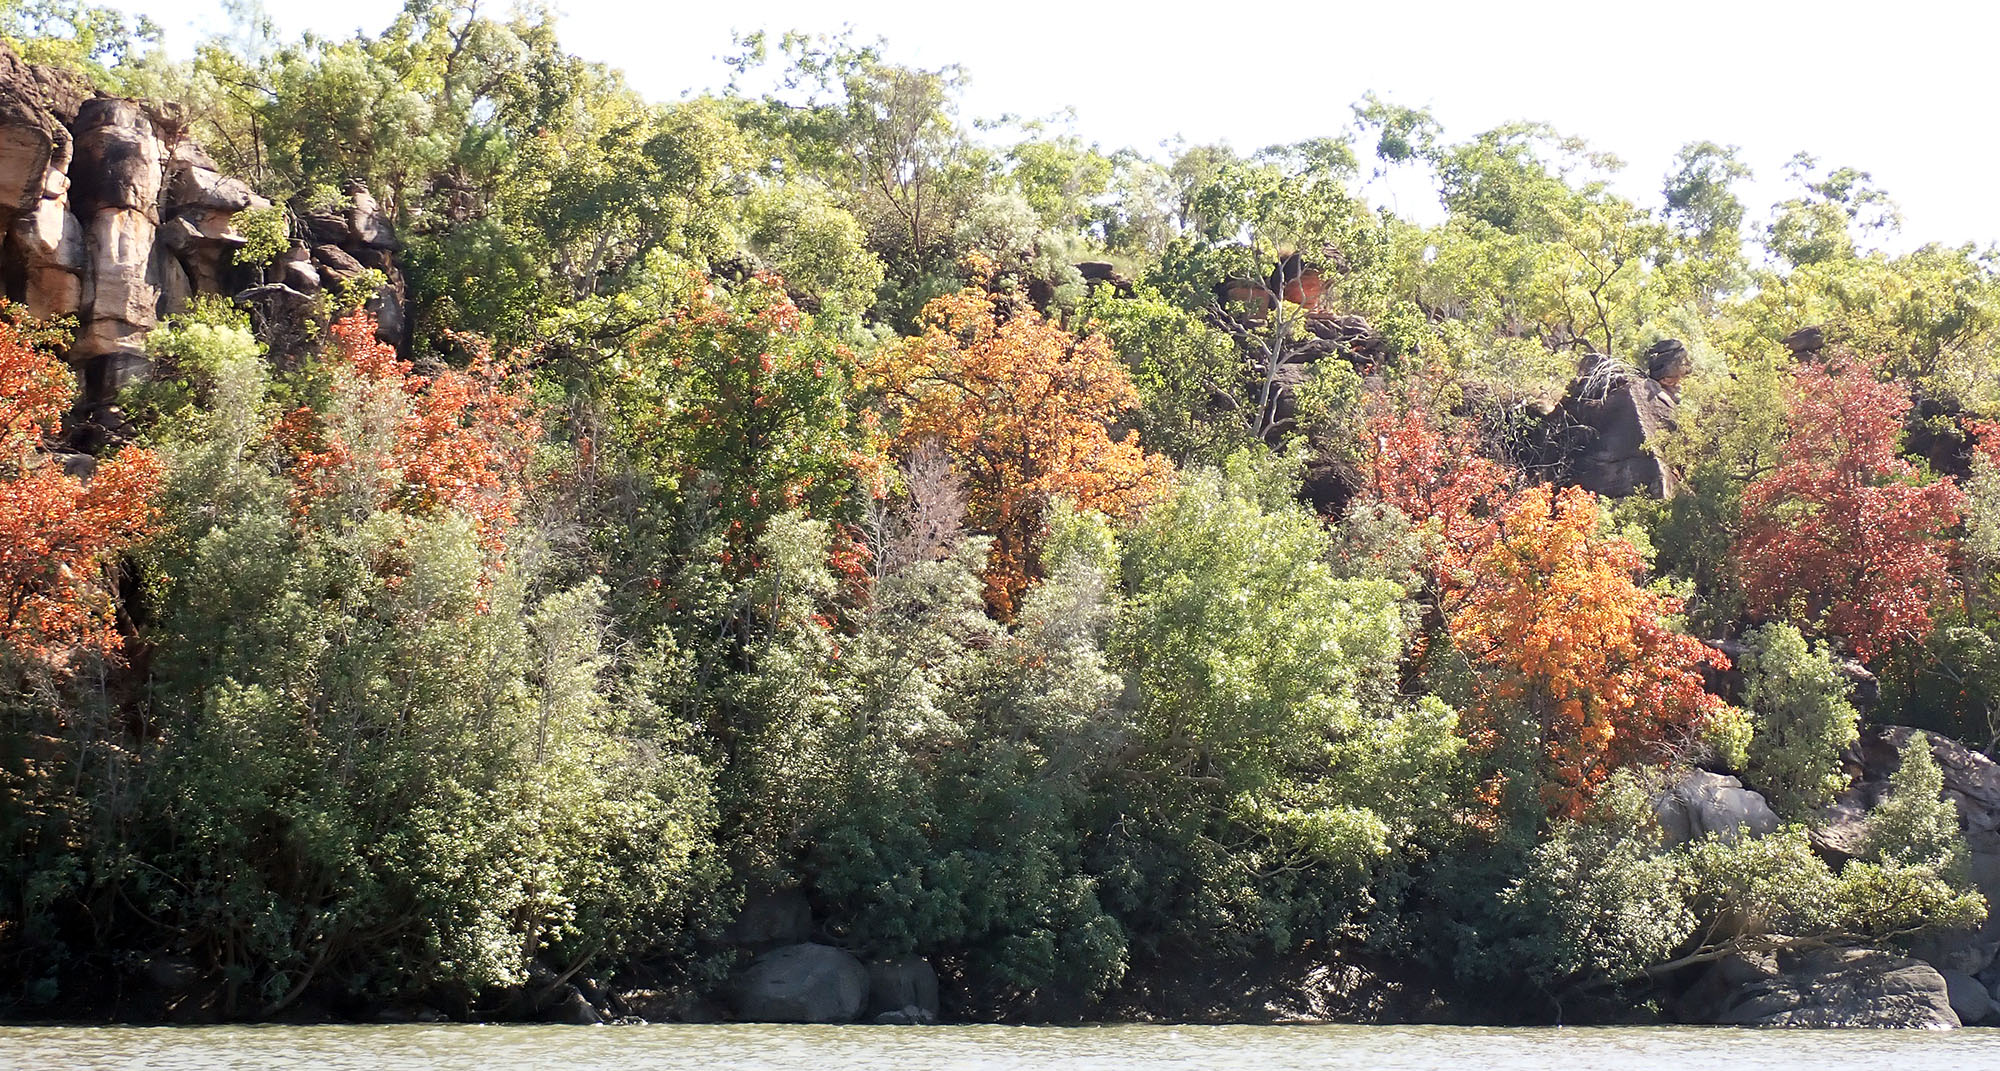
[870,269,1172,617]
[1362,396,1727,816]
[273,311,536,556]
[1736,357,1964,661]
[1363,401,1511,599]
[0,320,160,663]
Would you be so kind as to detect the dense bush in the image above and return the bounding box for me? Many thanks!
[2,1,1995,1024]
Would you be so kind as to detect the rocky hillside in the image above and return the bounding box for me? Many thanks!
[0,42,401,452]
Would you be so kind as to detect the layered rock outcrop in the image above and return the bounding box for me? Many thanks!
[1520,340,1690,499]
[0,41,406,448]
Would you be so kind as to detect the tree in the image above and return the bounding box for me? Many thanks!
[1451,484,1728,816]
[1740,623,1860,816]
[1145,143,1384,444]
[1006,126,1115,235]
[871,268,1172,616]
[610,273,884,558]
[1361,396,1511,600]
[1081,288,1252,467]
[725,31,992,311]
[1100,452,1465,955]
[272,310,535,554]
[1764,154,1900,268]
[1865,734,1973,874]
[1663,142,1751,254]
[1736,356,1965,661]
[0,0,160,87]
[0,318,159,664]
[1113,454,1415,796]
[741,183,887,325]
[99,302,719,1011]
[1661,141,1752,300]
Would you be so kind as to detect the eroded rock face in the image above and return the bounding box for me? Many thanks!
[1812,725,2000,982]
[347,181,395,248]
[0,40,412,444]
[1676,944,1960,1028]
[80,206,160,352]
[0,43,85,220]
[14,194,83,318]
[1525,355,1680,499]
[70,99,161,218]
[1655,771,1780,845]
[729,943,870,1023]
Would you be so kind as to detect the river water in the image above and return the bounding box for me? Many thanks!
[3,1023,1998,1070]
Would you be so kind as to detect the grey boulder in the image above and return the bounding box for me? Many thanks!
[1655,770,1780,845]
[1677,944,1959,1028]
[730,943,869,1023]
[867,956,940,1023]
[1943,969,1995,1026]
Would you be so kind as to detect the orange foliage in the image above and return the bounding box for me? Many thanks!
[870,278,1172,616]
[1361,394,1726,814]
[274,312,536,553]
[1736,357,1964,661]
[1450,485,1728,815]
[0,320,159,663]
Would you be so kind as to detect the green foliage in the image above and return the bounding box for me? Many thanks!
[742,184,886,324]
[1093,453,1464,955]
[1495,774,1695,992]
[1741,623,1860,816]
[233,205,290,271]
[13,3,2000,1023]
[1702,703,1754,774]
[1112,453,1409,794]
[724,31,994,321]
[1764,154,1900,269]
[1865,736,1968,872]
[1082,288,1252,465]
[1008,129,1114,234]
[1683,822,1982,945]
[1661,141,1751,298]
[0,0,158,87]
[606,274,879,551]
[7,297,720,1010]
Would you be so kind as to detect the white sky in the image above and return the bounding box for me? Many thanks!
[118,0,2000,252]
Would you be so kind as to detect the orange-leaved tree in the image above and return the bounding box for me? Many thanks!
[869,269,1172,616]
[1450,484,1728,816]
[1736,356,1965,661]
[273,311,537,556]
[0,320,160,664]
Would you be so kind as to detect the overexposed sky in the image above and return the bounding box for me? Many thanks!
[118,0,2000,251]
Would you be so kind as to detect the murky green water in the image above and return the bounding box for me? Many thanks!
[2,1023,1998,1071]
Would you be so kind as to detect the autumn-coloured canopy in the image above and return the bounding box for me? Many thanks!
[0,319,159,663]
[872,267,1173,616]
[1736,357,1965,660]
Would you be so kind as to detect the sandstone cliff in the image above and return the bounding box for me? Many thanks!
[0,42,405,451]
